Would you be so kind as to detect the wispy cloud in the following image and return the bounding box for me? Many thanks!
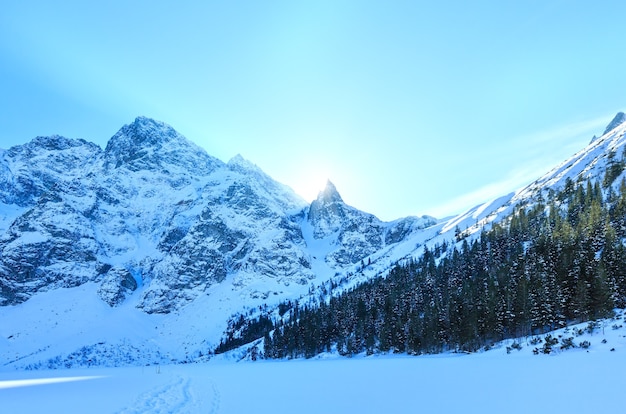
[430,114,613,218]
[0,376,104,389]
[430,178,519,219]
[509,114,610,153]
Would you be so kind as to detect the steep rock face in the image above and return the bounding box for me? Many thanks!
[103,116,222,175]
[308,180,436,267]
[97,266,138,307]
[135,154,314,313]
[0,141,104,305]
[0,136,101,206]
[139,204,245,313]
[308,180,347,238]
[0,192,103,305]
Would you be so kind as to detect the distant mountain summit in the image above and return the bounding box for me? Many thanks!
[316,180,343,204]
[0,135,101,206]
[307,179,436,265]
[603,111,626,135]
[103,116,221,174]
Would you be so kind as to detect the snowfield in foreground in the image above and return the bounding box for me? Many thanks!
[2,316,625,414]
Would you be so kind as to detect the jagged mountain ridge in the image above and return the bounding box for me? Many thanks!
[442,111,626,241]
[0,116,435,314]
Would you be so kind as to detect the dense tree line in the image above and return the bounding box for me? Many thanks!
[264,176,626,358]
[214,313,273,354]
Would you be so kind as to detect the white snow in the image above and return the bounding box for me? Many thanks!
[0,202,24,234]
[1,313,624,413]
[2,280,624,413]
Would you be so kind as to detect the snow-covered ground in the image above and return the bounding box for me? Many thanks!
[2,313,625,413]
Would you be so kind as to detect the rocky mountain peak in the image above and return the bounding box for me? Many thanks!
[308,180,349,237]
[316,180,343,204]
[104,117,183,166]
[227,154,261,175]
[7,135,99,157]
[29,135,93,152]
[111,116,179,147]
[103,116,221,174]
[0,135,102,206]
[603,112,626,135]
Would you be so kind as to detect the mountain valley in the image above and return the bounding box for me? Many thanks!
[2,112,626,368]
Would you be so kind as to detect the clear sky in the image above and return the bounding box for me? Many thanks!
[1,1,625,221]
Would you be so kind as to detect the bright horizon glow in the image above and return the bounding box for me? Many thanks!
[293,174,331,202]
[2,2,626,220]
[0,376,104,389]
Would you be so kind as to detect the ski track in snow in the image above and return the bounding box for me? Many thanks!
[208,379,221,414]
[117,375,199,414]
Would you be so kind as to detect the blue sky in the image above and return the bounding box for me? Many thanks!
[1,1,625,220]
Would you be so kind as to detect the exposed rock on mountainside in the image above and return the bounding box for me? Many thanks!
[308,180,436,267]
[0,117,433,313]
[603,112,626,136]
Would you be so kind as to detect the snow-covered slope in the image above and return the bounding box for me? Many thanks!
[2,311,625,414]
[430,112,626,246]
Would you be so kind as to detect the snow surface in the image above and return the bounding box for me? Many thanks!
[0,202,24,234]
[1,312,625,413]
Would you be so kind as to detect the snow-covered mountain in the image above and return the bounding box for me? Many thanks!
[0,116,437,368]
[437,111,626,243]
[2,112,625,369]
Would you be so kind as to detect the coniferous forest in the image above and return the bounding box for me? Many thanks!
[260,174,626,358]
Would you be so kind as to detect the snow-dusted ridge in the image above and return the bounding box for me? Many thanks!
[429,113,626,245]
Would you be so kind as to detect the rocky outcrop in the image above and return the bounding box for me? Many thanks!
[603,112,626,135]
[97,267,138,307]
[308,180,436,267]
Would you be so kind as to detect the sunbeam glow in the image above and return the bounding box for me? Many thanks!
[0,376,104,389]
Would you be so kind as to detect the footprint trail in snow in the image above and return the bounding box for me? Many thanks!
[117,375,200,414]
